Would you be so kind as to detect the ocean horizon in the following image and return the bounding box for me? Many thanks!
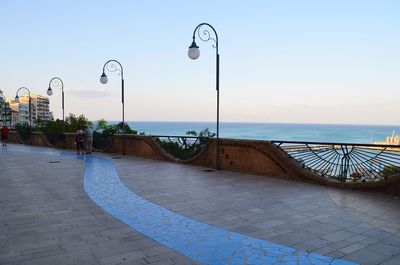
[103,121,400,144]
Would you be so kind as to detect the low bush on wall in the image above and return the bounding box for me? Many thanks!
[92,119,137,150]
[155,128,213,160]
[15,123,32,142]
[13,114,139,148]
[381,165,400,180]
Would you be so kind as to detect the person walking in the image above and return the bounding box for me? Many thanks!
[85,126,93,154]
[1,125,9,146]
[75,127,85,155]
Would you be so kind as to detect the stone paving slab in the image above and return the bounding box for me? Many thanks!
[329,190,400,236]
[0,146,202,265]
[1,144,400,264]
[112,154,400,264]
[82,149,353,264]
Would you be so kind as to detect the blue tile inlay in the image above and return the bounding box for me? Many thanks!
[3,146,359,265]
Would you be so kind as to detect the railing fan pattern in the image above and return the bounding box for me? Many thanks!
[272,141,400,182]
[152,135,209,160]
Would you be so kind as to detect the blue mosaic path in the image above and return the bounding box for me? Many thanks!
[4,146,359,265]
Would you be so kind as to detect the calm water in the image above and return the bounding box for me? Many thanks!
[123,121,400,144]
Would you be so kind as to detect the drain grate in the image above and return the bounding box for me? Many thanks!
[49,161,60,163]
[203,169,215,172]
[112,156,122,159]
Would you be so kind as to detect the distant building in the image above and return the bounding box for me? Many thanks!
[10,108,19,127]
[374,130,400,145]
[18,94,53,124]
[7,99,23,127]
[7,100,29,126]
[19,103,30,124]
[0,101,12,127]
[3,93,53,127]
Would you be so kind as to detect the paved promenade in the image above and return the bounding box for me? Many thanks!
[1,144,400,265]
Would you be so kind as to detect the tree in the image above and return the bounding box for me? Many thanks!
[92,119,137,150]
[65,113,91,132]
[186,128,216,138]
[93,119,137,135]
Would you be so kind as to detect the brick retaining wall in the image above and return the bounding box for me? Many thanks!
[7,131,400,195]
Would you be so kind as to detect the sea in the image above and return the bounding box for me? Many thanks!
[121,121,400,144]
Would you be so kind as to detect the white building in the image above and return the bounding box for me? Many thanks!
[18,94,52,124]
[4,93,52,126]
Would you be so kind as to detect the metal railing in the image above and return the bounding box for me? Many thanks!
[151,135,209,160]
[272,140,400,182]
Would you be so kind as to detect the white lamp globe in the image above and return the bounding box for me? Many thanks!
[47,88,53,96]
[100,73,108,84]
[188,47,200,60]
[14,95,19,102]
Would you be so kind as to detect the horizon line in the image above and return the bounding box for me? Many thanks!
[92,120,400,127]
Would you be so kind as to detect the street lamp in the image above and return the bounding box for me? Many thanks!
[47,77,65,132]
[15,87,32,127]
[188,23,220,169]
[99,59,126,154]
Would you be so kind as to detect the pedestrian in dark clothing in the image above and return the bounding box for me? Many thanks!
[1,125,9,146]
[75,127,85,155]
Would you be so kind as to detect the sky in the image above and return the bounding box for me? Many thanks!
[0,0,399,125]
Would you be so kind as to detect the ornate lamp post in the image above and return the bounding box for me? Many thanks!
[47,77,65,133]
[188,23,220,169]
[15,87,32,127]
[99,60,126,154]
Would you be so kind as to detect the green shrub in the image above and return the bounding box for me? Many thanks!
[186,128,216,138]
[65,114,91,132]
[157,128,213,160]
[94,119,137,135]
[39,119,66,145]
[157,140,203,160]
[35,114,90,145]
[15,123,32,142]
[381,165,400,180]
[92,119,137,150]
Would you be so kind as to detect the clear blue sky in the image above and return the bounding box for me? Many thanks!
[1,0,399,125]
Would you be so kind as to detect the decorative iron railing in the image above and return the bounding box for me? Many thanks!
[152,135,209,160]
[272,141,400,182]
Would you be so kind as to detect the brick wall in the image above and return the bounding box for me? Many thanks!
[7,131,400,195]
